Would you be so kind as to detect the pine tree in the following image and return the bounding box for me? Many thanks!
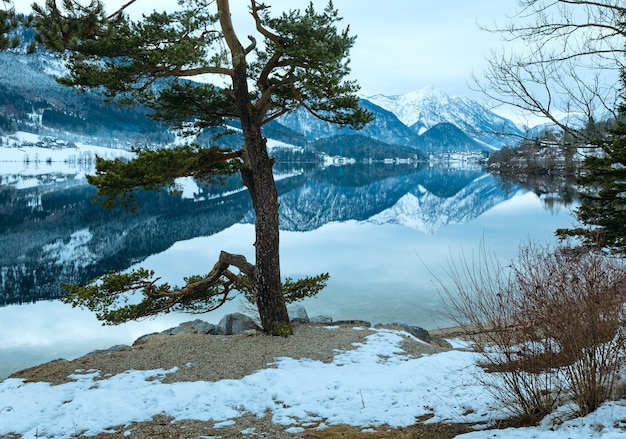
[34,0,372,334]
[556,62,626,254]
[557,120,626,253]
[0,1,17,50]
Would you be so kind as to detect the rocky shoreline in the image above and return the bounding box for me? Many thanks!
[9,305,453,385]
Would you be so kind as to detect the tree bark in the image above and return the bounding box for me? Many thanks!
[217,0,291,335]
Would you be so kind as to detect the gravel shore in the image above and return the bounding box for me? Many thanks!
[11,322,448,385]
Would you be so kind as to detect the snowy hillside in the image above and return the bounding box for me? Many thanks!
[0,36,172,145]
[0,132,133,185]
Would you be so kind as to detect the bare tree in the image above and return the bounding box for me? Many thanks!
[476,0,626,137]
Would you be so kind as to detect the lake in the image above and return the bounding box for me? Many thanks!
[0,146,576,378]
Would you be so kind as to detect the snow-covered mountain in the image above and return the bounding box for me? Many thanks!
[0,27,522,154]
[366,86,524,150]
[277,99,488,153]
[276,86,522,152]
[276,100,420,147]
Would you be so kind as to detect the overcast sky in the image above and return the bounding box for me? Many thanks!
[18,0,520,100]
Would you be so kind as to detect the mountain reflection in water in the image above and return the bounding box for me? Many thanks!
[1,162,573,307]
[0,161,577,378]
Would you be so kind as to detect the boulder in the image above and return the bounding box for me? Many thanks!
[193,320,216,334]
[133,333,160,346]
[163,319,216,335]
[89,344,129,354]
[133,319,216,345]
[390,323,452,349]
[391,324,432,343]
[287,304,309,324]
[217,312,261,335]
[310,315,333,324]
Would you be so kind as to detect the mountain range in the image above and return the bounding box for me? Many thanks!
[366,87,524,149]
[0,27,525,156]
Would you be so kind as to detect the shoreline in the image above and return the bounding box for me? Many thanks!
[8,320,455,385]
[3,306,460,381]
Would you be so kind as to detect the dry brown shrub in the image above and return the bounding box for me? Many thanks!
[439,242,626,423]
[512,245,626,414]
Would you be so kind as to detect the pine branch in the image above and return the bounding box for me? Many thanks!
[88,144,241,210]
[61,251,256,324]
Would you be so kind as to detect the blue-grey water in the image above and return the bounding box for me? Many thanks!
[0,160,576,378]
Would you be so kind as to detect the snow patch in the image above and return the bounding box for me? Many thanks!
[42,229,96,268]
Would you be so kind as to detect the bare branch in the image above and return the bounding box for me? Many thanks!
[244,35,256,54]
[107,0,138,20]
[478,0,625,131]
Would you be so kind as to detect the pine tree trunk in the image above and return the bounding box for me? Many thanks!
[218,0,292,335]
[238,129,291,335]
[242,142,292,335]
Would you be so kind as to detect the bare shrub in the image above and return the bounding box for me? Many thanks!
[512,245,626,415]
[440,243,626,423]
[439,244,563,425]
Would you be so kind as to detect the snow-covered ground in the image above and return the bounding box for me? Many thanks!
[1,327,626,438]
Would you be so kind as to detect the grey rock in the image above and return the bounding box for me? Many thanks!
[163,319,216,336]
[133,333,159,346]
[310,315,333,324]
[391,324,432,343]
[389,323,452,348]
[163,326,187,335]
[105,344,128,352]
[89,344,128,354]
[217,312,261,335]
[193,321,216,334]
[287,304,309,324]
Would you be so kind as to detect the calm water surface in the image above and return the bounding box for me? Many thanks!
[0,160,575,378]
